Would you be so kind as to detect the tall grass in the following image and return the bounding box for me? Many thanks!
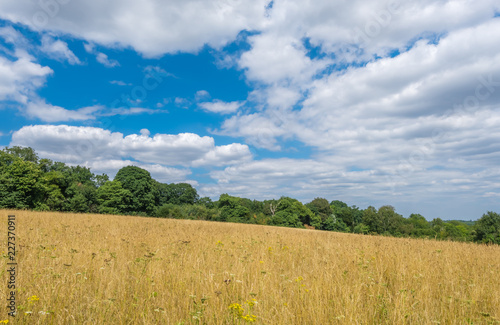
[1,210,499,324]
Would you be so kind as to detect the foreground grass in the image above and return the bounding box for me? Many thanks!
[1,210,499,324]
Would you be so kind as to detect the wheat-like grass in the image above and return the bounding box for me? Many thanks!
[1,210,499,324]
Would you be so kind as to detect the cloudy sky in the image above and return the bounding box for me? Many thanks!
[1,0,500,220]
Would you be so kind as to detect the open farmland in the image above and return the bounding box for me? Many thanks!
[1,210,499,324]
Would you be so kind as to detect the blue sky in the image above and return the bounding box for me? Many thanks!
[1,0,500,220]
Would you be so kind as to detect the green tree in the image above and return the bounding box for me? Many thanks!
[306,198,332,222]
[407,214,434,237]
[474,211,500,244]
[218,194,251,223]
[331,201,362,231]
[114,166,157,214]
[0,156,42,209]
[269,197,315,228]
[157,182,198,205]
[378,205,405,236]
[362,206,381,233]
[4,146,39,163]
[96,180,133,214]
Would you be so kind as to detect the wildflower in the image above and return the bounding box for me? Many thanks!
[246,299,257,307]
[241,314,257,322]
[28,295,40,303]
[216,241,224,246]
[0,320,8,324]
[295,276,304,282]
[259,260,264,264]
[228,303,244,317]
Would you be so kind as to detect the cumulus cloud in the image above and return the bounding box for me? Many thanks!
[0,28,53,103]
[10,125,253,168]
[0,54,52,103]
[0,0,270,57]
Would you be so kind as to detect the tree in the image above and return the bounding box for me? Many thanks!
[474,211,500,244]
[4,146,39,163]
[378,205,405,236]
[96,180,133,215]
[330,200,362,231]
[306,198,332,222]
[114,166,157,214]
[157,182,198,205]
[0,156,42,209]
[218,194,251,223]
[268,197,314,228]
[362,206,381,233]
[198,197,215,209]
[407,214,434,237]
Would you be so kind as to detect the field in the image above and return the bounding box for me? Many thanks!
[1,210,499,324]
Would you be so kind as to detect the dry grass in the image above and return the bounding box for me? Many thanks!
[1,209,499,324]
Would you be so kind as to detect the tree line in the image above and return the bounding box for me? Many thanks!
[1,146,499,244]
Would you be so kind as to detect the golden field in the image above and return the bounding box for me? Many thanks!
[1,210,499,324]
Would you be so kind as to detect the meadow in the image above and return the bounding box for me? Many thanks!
[1,210,499,324]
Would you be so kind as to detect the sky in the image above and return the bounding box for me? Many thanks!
[1,0,500,220]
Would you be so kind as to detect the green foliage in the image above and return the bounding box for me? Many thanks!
[306,198,332,223]
[474,211,500,244]
[0,153,42,209]
[218,194,252,223]
[4,146,39,163]
[322,215,349,232]
[96,180,133,215]
[330,200,362,231]
[115,166,157,214]
[155,203,183,219]
[157,182,199,205]
[268,197,314,228]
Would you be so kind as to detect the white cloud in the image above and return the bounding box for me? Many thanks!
[0,49,52,103]
[239,33,330,86]
[192,143,252,167]
[198,99,244,114]
[40,35,81,64]
[96,52,119,68]
[103,107,166,116]
[10,125,253,168]
[175,97,191,108]
[24,100,102,122]
[195,90,210,101]
[0,26,29,49]
[83,42,120,67]
[110,80,132,86]
[0,0,270,57]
